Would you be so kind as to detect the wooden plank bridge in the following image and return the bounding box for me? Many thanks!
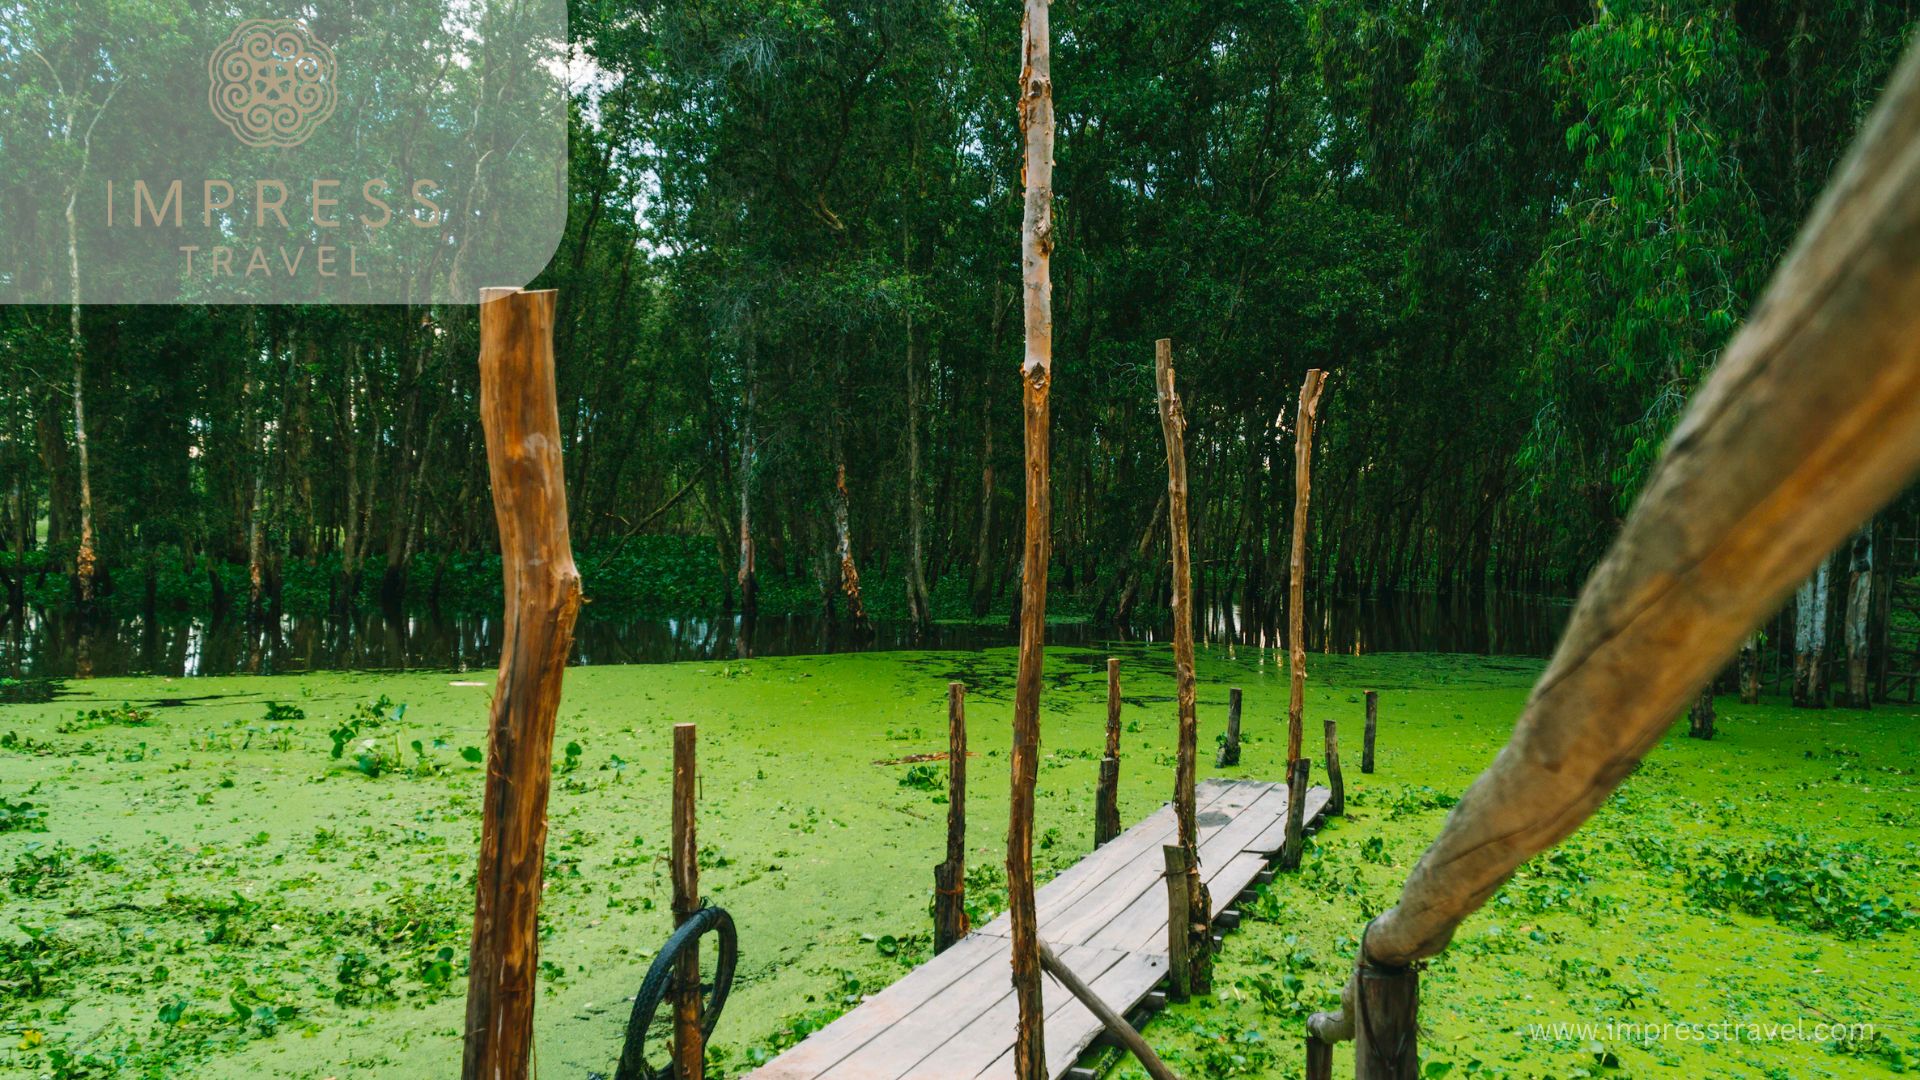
[749,777,1332,1080]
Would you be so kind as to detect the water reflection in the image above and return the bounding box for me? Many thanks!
[0,592,1570,678]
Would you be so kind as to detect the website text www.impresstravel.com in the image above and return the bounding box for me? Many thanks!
[1525,1016,1877,1046]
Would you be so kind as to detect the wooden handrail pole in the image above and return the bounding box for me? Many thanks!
[463,287,582,1080]
[671,723,704,1080]
[1037,940,1182,1080]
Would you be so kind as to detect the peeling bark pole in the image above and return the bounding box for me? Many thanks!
[1095,658,1123,847]
[671,724,704,1080]
[1216,687,1242,767]
[1009,3,1054,1074]
[463,288,583,1080]
[1154,337,1210,993]
[934,682,970,954]
[1340,26,1920,997]
[1362,690,1378,774]
[1279,370,1326,871]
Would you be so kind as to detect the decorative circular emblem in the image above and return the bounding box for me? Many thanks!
[208,19,337,148]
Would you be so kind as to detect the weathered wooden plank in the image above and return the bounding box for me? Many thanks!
[888,945,1126,1080]
[750,778,1325,1080]
[975,950,1168,1080]
[749,934,1004,1078]
[1044,782,1271,947]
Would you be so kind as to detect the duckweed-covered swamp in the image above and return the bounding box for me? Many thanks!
[1,646,1915,1079]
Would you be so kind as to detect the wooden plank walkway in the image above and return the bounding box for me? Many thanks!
[749,778,1331,1080]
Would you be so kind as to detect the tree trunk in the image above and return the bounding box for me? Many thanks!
[1009,4,1054,1074]
[67,195,96,607]
[1845,527,1873,707]
[971,285,1012,616]
[737,346,758,620]
[1793,557,1831,707]
[833,463,871,632]
[904,320,933,634]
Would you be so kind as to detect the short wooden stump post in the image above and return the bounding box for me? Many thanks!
[1362,690,1378,773]
[1216,687,1242,767]
[1354,960,1419,1080]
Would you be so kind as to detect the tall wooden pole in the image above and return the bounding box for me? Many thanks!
[1154,337,1210,991]
[671,723,704,1080]
[1010,2,1054,1074]
[935,682,970,953]
[464,288,583,1080]
[1095,657,1123,847]
[1279,369,1326,870]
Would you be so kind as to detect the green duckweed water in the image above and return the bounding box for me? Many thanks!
[0,647,1914,1078]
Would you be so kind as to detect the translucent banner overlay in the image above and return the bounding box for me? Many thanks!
[0,1,567,304]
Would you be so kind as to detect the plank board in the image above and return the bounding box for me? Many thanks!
[746,778,1329,1080]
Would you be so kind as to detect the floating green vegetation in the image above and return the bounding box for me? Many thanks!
[0,649,1914,1078]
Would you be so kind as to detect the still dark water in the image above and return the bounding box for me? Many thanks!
[0,593,1570,679]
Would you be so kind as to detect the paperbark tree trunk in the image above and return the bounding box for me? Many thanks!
[1009,4,1054,1074]
[737,345,758,619]
[833,462,871,631]
[1846,527,1874,707]
[1793,558,1831,707]
[904,319,933,633]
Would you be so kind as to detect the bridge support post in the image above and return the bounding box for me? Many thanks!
[934,682,969,953]
[1216,687,1242,767]
[1095,658,1122,847]
[1354,961,1418,1080]
[672,723,704,1080]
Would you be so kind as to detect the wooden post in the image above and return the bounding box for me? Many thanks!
[934,682,970,953]
[1323,713,1346,816]
[463,288,583,1080]
[1280,369,1326,870]
[1160,845,1191,1002]
[1305,1037,1334,1080]
[671,724,704,1080]
[1154,337,1210,993]
[1010,2,1054,1073]
[1362,690,1378,774]
[1281,757,1310,869]
[1037,941,1183,1080]
[1216,687,1242,767]
[1353,962,1419,1080]
[1094,658,1122,847]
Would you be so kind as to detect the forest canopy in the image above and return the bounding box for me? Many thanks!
[3,0,1916,630]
